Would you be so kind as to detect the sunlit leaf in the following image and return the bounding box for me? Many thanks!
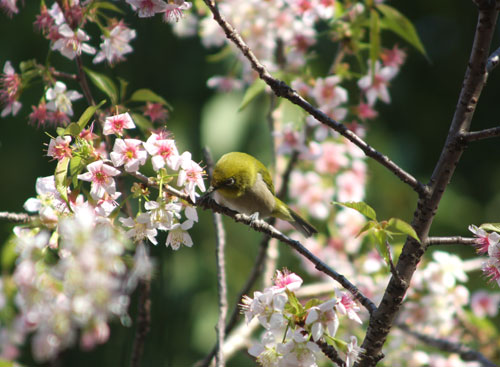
[479,223,500,233]
[77,100,106,130]
[335,201,377,221]
[388,218,420,243]
[84,68,119,104]
[130,89,172,109]
[377,4,427,57]
[55,157,70,202]
[130,112,153,132]
[356,221,377,237]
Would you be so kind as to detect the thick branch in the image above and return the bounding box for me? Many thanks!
[357,3,500,366]
[426,236,478,246]
[397,324,497,367]
[201,0,427,198]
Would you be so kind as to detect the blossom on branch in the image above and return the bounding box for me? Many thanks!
[51,24,96,60]
[0,61,22,117]
[93,21,136,65]
[77,160,121,200]
[103,112,136,136]
[46,81,83,117]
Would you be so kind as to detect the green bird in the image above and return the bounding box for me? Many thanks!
[209,152,317,237]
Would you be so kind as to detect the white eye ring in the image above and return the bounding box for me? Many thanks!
[226,177,235,186]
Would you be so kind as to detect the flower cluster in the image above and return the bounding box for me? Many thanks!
[125,0,192,23]
[469,224,500,287]
[243,269,363,367]
[0,208,148,361]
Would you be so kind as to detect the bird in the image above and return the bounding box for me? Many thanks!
[208,152,317,237]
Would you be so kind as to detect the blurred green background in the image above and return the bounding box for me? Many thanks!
[1,1,500,366]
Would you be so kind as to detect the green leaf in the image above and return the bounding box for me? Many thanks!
[118,77,129,102]
[1,234,18,271]
[69,156,84,188]
[130,89,172,109]
[238,78,266,111]
[387,218,421,243]
[370,9,381,72]
[65,122,82,137]
[0,358,16,367]
[130,112,153,132]
[56,127,66,136]
[77,100,106,130]
[356,221,377,237]
[93,1,125,14]
[84,68,119,105]
[479,223,500,233]
[55,157,70,202]
[377,4,427,57]
[206,45,233,62]
[335,201,377,221]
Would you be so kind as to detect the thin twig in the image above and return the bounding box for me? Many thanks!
[130,278,151,367]
[203,147,228,367]
[426,236,478,246]
[461,126,500,142]
[201,0,428,198]
[0,211,33,223]
[397,323,497,367]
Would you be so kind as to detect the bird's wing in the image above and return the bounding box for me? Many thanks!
[256,162,276,195]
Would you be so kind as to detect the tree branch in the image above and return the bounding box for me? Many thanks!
[461,126,500,142]
[203,148,228,367]
[130,278,151,367]
[397,323,497,367]
[201,0,428,198]
[426,236,478,246]
[0,211,33,223]
[357,3,500,366]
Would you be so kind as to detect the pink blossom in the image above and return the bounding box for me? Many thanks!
[166,220,194,250]
[93,21,136,65]
[163,1,192,23]
[0,61,22,117]
[110,138,147,173]
[29,102,50,127]
[126,0,168,17]
[177,152,206,202]
[143,102,168,123]
[77,160,121,200]
[314,142,349,174]
[337,293,362,324]
[274,123,307,155]
[355,102,378,121]
[345,336,364,367]
[34,4,54,33]
[120,214,158,245]
[47,136,72,161]
[381,45,406,68]
[80,322,110,351]
[482,259,500,287]
[470,290,500,318]
[0,0,19,17]
[206,75,244,92]
[49,110,71,126]
[312,75,348,108]
[103,112,136,136]
[469,224,500,254]
[51,24,96,60]
[143,134,180,170]
[336,171,365,203]
[290,170,333,219]
[305,298,339,341]
[272,269,303,292]
[358,61,398,105]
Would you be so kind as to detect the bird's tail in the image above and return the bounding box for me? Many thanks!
[289,209,318,238]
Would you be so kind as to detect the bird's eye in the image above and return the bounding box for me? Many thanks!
[226,177,236,186]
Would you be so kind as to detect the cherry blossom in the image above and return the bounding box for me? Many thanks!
[143,134,180,170]
[120,213,158,245]
[145,199,182,230]
[469,224,500,254]
[77,160,121,200]
[305,298,339,341]
[165,220,194,250]
[47,136,72,161]
[45,81,83,117]
[110,138,147,172]
[51,24,96,60]
[29,102,50,127]
[163,1,192,23]
[358,61,398,106]
[271,269,303,293]
[93,21,136,65]
[0,61,22,117]
[126,0,168,18]
[470,290,500,318]
[206,75,244,92]
[345,336,364,367]
[103,112,136,136]
[177,152,206,202]
[312,75,348,108]
[143,102,168,123]
[337,293,362,324]
[0,0,19,17]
